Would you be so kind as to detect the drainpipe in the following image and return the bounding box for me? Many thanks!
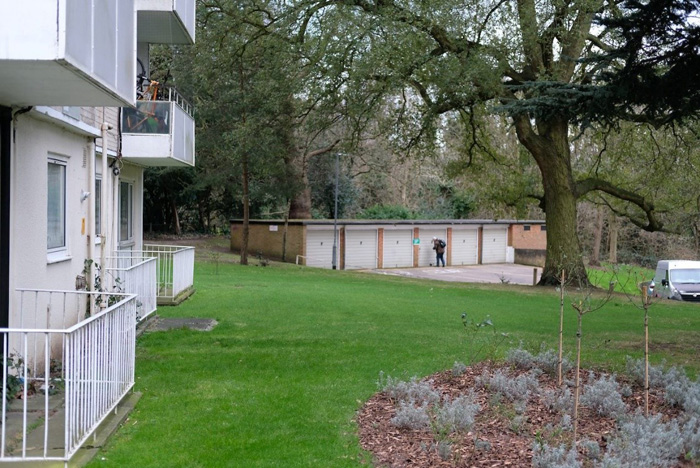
[0,107,12,328]
[86,139,96,313]
[112,166,119,263]
[100,119,112,308]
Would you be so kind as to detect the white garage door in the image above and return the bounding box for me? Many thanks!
[451,228,479,265]
[383,230,414,268]
[418,229,447,266]
[482,227,508,264]
[306,230,337,268]
[345,229,378,269]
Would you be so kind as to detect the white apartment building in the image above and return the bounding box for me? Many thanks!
[0,1,196,463]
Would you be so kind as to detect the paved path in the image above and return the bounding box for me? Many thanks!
[371,263,542,285]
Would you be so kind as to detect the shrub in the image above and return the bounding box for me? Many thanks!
[380,375,440,405]
[624,356,665,388]
[603,412,683,467]
[682,416,700,460]
[434,392,481,433]
[531,443,581,468]
[437,440,452,461]
[543,387,574,414]
[478,369,540,408]
[581,439,601,461]
[451,361,467,377]
[560,414,573,431]
[580,373,627,418]
[506,344,572,376]
[506,346,535,370]
[391,400,431,430]
[533,345,572,376]
[358,204,417,220]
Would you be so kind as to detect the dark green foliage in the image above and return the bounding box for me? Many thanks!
[308,156,358,219]
[503,0,700,127]
[590,0,700,126]
[358,204,417,220]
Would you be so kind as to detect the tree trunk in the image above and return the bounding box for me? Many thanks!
[608,214,618,264]
[289,186,312,219]
[169,199,181,236]
[590,206,605,266]
[513,115,590,286]
[282,199,291,262]
[241,153,250,265]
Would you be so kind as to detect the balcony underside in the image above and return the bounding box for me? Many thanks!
[0,60,134,107]
[137,9,194,45]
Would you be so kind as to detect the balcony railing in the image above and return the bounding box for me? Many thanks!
[140,245,196,304]
[0,290,137,463]
[107,256,158,322]
[121,87,195,167]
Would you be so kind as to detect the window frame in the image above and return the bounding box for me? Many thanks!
[95,177,102,241]
[47,156,69,263]
[119,180,134,245]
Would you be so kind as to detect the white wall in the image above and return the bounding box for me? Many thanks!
[11,113,145,328]
[11,114,92,327]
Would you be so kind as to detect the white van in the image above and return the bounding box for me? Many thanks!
[652,260,700,302]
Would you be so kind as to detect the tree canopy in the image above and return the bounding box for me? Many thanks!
[144,0,700,283]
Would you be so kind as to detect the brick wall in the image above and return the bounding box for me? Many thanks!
[510,224,547,250]
[230,221,305,262]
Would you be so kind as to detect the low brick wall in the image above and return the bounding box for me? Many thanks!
[230,221,304,262]
[515,248,546,267]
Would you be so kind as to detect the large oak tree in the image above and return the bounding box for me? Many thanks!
[288,0,698,285]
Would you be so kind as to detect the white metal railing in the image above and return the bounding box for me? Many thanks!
[1,289,137,463]
[107,256,157,321]
[141,245,195,301]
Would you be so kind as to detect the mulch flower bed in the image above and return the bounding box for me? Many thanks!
[356,361,694,467]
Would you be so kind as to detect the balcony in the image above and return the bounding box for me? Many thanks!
[107,255,158,322]
[140,245,196,305]
[0,1,135,107]
[121,87,195,167]
[137,0,196,45]
[0,290,137,463]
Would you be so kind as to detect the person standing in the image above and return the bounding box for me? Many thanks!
[432,237,446,267]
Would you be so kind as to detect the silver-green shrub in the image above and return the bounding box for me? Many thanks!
[531,442,582,468]
[382,376,440,405]
[624,356,665,388]
[506,346,535,369]
[581,439,601,461]
[560,414,573,431]
[506,344,572,376]
[543,387,574,414]
[391,400,431,430]
[452,361,467,377]
[601,412,683,467]
[682,415,700,460]
[478,369,540,406]
[580,373,627,418]
[434,391,481,433]
[437,440,451,461]
[533,345,573,376]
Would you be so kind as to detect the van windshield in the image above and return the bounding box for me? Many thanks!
[670,269,700,284]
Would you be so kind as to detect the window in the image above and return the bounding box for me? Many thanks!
[119,181,133,242]
[95,178,101,236]
[523,225,531,231]
[541,225,547,232]
[47,159,66,250]
[62,107,81,120]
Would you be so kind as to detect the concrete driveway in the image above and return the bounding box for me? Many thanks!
[371,264,542,285]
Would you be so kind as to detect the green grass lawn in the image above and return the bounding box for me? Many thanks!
[89,257,700,467]
[588,263,655,294]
